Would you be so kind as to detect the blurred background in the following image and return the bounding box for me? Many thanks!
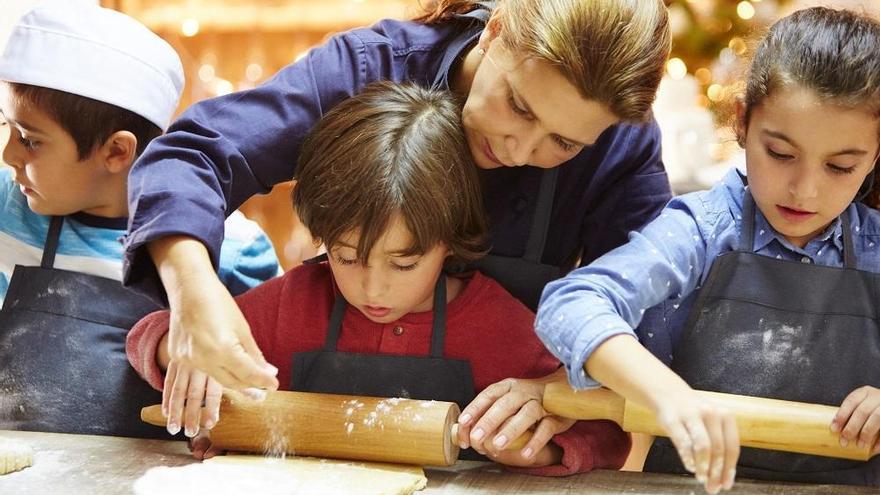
[2,0,879,269]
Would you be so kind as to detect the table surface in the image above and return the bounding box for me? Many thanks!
[0,430,875,494]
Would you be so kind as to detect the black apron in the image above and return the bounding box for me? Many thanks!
[0,216,167,438]
[644,192,880,486]
[434,2,562,311]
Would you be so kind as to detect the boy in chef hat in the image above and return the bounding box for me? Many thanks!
[0,1,279,438]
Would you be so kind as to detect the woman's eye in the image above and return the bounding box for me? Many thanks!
[827,163,855,175]
[553,135,576,152]
[508,94,533,120]
[393,262,419,272]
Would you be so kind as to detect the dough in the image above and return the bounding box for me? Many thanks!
[0,438,33,475]
[133,455,427,495]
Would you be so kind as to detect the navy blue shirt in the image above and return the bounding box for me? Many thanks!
[124,12,672,302]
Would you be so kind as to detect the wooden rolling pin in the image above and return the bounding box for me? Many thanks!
[542,381,875,461]
[142,390,460,466]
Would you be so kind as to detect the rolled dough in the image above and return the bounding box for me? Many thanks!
[0,438,33,475]
[133,455,427,495]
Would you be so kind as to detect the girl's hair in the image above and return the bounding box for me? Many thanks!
[744,7,880,124]
[293,81,487,265]
[414,0,670,123]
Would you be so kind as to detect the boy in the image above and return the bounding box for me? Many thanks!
[0,1,279,438]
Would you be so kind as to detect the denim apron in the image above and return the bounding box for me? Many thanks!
[0,216,167,438]
[644,192,880,486]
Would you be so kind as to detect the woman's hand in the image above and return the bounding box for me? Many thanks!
[832,385,880,453]
[655,389,739,494]
[150,236,279,391]
[456,372,575,468]
[162,360,224,437]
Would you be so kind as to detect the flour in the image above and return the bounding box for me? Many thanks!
[132,455,427,495]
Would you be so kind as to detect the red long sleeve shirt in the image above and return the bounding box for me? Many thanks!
[127,263,630,475]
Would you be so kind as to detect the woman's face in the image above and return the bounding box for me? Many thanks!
[459,29,619,169]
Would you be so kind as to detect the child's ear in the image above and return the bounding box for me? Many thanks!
[99,131,137,174]
[734,98,748,147]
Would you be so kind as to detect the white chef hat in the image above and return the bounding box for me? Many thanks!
[0,0,184,130]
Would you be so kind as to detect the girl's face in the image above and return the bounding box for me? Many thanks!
[328,213,450,324]
[743,85,880,248]
[458,27,619,169]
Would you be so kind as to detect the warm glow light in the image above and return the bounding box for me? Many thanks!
[695,67,713,85]
[737,1,755,20]
[215,79,234,96]
[666,58,687,80]
[181,18,199,37]
[245,63,263,82]
[728,37,748,55]
[198,64,215,83]
[707,84,724,102]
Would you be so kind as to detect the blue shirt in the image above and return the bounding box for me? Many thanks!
[124,10,671,303]
[536,167,880,389]
[0,169,280,304]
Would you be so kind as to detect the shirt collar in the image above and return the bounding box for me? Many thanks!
[750,204,844,255]
[431,4,490,89]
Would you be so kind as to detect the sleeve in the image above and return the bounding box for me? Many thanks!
[122,31,370,305]
[217,211,282,296]
[535,198,709,389]
[125,273,290,390]
[579,119,673,268]
[126,309,172,391]
[510,420,631,476]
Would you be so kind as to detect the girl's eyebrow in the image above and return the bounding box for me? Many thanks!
[762,128,869,157]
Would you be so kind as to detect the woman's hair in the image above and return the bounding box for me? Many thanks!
[414,0,671,123]
[743,7,880,125]
[293,81,487,265]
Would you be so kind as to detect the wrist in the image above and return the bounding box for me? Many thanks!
[148,236,217,303]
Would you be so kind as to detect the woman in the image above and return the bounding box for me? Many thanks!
[123,0,672,393]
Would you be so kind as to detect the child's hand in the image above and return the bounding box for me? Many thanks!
[188,430,226,460]
[162,360,224,437]
[656,390,739,494]
[831,386,880,453]
[456,377,575,468]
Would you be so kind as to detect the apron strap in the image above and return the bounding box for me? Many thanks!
[523,167,559,263]
[739,190,757,252]
[324,291,347,352]
[840,210,856,270]
[429,275,447,358]
[41,216,64,269]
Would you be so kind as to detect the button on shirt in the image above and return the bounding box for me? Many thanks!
[535,167,880,389]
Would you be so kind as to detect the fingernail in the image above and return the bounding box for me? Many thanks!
[459,413,471,425]
[858,440,867,449]
[185,426,194,438]
[711,463,722,478]
[683,458,696,473]
[522,447,534,459]
[696,473,707,483]
[830,422,840,433]
[264,363,278,375]
[840,437,849,448]
[724,469,736,490]
[168,422,180,435]
[472,428,485,441]
[493,435,507,448]
[204,419,215,430]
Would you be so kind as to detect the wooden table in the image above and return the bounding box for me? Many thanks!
[0,430,875,494]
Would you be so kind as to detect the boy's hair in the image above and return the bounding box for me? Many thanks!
[8,83,162,160]
[293,81,487,265]
[414,0,671,123]
[744,7,880,123]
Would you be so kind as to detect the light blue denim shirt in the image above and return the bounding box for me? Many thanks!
[536,167,880,389]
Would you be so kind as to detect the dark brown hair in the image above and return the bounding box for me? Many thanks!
[293,81,487,264]
[743,8,880,124]
[8,82,162,160]
[414,0,671,122]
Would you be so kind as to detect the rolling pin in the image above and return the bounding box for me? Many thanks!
[541,381,875,461]
[142,390,460,466]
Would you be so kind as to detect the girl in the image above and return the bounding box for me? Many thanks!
[536,7,880,492]
[128,82,630,474]
[121,0,672,393]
